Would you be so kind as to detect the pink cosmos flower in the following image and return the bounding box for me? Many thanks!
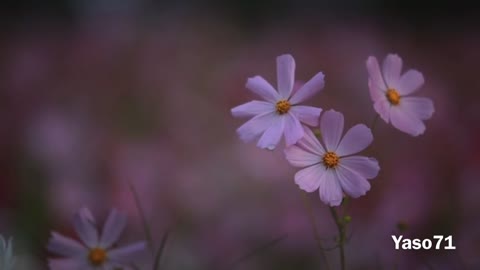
[231,54,325,150]
[47,207,146,270]
[366,54,435,136]
[284,110,380,206]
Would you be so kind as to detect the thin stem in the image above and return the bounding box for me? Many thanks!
[300,191,331,270]
[128,181,155,256]
[225,234,287,270]
[329,207,346,270]
[370,114,380,132]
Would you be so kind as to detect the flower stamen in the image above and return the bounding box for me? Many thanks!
[323,151,340,168]
[275,100,291,115]
[88,247,107,266]
[386,88,401,105]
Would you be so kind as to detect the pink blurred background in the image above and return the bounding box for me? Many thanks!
[0,1,479,269]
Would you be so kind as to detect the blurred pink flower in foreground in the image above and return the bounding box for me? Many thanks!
[284,110,379,206]
[47,208,145,270]
[231,54,324,150]
[366,54,434,136]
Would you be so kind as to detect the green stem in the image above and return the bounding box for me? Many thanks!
[300,191,331,270]
[329,207,346,270]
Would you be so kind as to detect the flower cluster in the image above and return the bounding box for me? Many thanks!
[232,53,434,205]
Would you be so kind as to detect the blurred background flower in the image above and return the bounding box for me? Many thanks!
[0,1,479,269]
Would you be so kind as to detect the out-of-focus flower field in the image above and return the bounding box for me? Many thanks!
[0,1,479,269]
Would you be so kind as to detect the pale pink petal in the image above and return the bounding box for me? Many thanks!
[257,116,285,150]
[289,72,325,104]
[108,242,146,264]
[73,208,99,247]
[373,98,391,123]
[284,145,321,167]
[297,126,325,156]
[231,101,275,118]
[397,69,424,95]
[48,258,89,270]
[236,112,277,143]
[320,110,344,151]
[382,54,402,89]
[336,124,373,156]
[276,54,295,99]
[366,56,387,101]
[340,156,379,179]
[390,106,426,136]
[400,97,434,120]
[284,113,304,146]
[289,106,322,126]
[245,76,280,103]
[47,232,87,257]
[100,209,127,248]
[335,166,371,198]
[294,164,326,192]
[318,170,343,206]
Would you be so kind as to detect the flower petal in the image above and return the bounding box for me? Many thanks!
[400,97,434,120]
[373,98,391,123]
[366,56,387,101]
[245,76,280,103]
[336,124,373,156]
[336,166,371,198]
[284,145,321,167]
[289,72,325,104]
[390,105,426,136]
[47,232,87,257]
[48,258,89,270]
[318,170,343,206]
[340,156,380,179]
[294,164,326,192]
[100,209,127,248]
[382,54,402,89]
[290,105,322,126]
[276,54,295,99]
[108,242,146,264]
[73,208,99,247]
[257,116,285,150]
[320,110,344,151]
[397,69,424,96]
[236,112,277,143]
[297,126,325,156]
[284,113,304,146]
[231,101,274,118]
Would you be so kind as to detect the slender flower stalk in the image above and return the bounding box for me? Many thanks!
[329,207,347,270]
[300,191,331,270]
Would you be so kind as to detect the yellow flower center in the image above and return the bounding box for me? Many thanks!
[386,88,401,105]
[88,247,107,266]
[275,99,291,115]
[323,151,340,169]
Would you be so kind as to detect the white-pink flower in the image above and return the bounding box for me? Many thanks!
[366,54,434,136]
[47,207,145,270]
[284,110,380,206]
[231,54,325,150]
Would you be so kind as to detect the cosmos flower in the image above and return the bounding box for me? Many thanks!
[284,110,380,206]
[0,235,15,270]
[366,54,434,136]
[232,54,325,150]
[48,207,145,270]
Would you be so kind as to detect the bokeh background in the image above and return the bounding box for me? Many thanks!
[1,1,479,269]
